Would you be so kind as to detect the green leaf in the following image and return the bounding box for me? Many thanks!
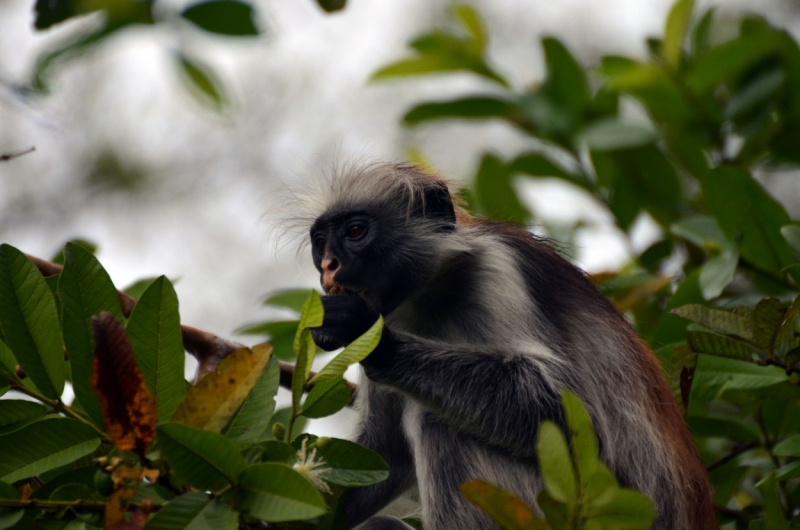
[671,304,752,339]
[583,488,656,529]
[451,5,486,51]
[752,298,785,350]
[541,37,589,113]
[127,276,186,422]
[262,289,315,314]
[177,54,226,111]
[0,508,22,530]
[309,316,383,386]
[782,224,800,260]
[294,292,324,354]
[157,423,248,493]
[223,356,280,443]
[236,320,298,361]
[598,58,693,124]
[292,293,325,411]
[667,344,697,413]
[774,436,800,457]
[687,416,760,442]
[237,463,327,522]
[663,0,694,68]
[687,330,758,362]
[121,277,159,301]
[774,461,800,483]
[30,466,96,500]
[0,418,100,483]
[0,244,65,399]
[403,97,514,126]
[181,0,259,36]
[254,440,296,463]
[302,376,352,419]
[316,0,346,13]
[0,400,47,434]
[0,482,16,500]
[144,492,237,530]
[701,167,793,278]
[699,249,739,300]
[775,295,800,357]
[474,154,530,224]
[561,390,597,487]
[536,421,577,509]
[578,120,656,151]
[671,216,734,251]
[59,242,124,428]
[691,354,788,401]
[590,146,681,230]
[508,152,587,190]
[654,270,704,346]
[757,474,790,530]
[373,56,471,80]
[313,437,389,487]
[0,340,17,383]
[687,30,779,95]
[459,480,547,530]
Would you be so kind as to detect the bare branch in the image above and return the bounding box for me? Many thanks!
[0,145,35,162]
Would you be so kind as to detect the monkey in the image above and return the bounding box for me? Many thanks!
[291,162,714,530]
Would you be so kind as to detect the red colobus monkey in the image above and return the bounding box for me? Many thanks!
[291,163,714,530]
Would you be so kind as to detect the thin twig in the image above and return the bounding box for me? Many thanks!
[0,146,35,162]
[0,498,159,512]
[705,442,758,472]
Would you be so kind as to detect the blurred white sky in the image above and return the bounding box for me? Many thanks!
[1,0,799,437]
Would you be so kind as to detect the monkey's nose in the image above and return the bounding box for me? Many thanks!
[322,256,340,273]
[322,256,340,293]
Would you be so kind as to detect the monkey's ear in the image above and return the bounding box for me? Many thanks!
[421,183,456,230]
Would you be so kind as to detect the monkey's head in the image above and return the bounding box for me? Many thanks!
[307,163,459,315]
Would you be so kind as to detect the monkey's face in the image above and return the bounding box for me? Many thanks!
[309,207,423,315]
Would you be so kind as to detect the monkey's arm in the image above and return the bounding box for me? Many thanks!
[342,381,416,528]
[360,330,566,458]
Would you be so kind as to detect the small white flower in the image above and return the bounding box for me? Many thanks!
[293,438,333,494]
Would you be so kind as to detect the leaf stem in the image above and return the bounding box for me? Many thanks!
[10,380,112,444]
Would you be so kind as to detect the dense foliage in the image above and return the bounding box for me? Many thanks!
[3,0,800,528]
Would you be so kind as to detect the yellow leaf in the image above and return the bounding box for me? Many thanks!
[172,343,272,432]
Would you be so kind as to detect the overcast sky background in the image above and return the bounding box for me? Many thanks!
[1,0,799,437]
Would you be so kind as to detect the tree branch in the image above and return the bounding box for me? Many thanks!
[0,145,35,162]
[0,498,158,512]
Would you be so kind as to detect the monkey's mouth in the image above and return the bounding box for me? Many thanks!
[327,285,351,295]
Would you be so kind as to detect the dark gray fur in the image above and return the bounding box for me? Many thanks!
[297,164,705,530]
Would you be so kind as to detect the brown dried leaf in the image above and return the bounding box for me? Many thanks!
[105,487,136,530]
[172,343,272,432]
[91,312,157,455]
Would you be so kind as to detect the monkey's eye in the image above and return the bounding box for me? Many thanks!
[313,236,326,253]
[345,223,367,240]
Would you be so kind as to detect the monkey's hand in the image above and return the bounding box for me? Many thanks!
[311,294,380,351]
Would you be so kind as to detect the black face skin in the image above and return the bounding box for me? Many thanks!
[309,207,418,351]
[309,184,456,352]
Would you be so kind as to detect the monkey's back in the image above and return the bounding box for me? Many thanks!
[386,221,715,530]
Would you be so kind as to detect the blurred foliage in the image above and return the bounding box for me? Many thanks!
[373,0,800,527]
[29,0,346,108]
